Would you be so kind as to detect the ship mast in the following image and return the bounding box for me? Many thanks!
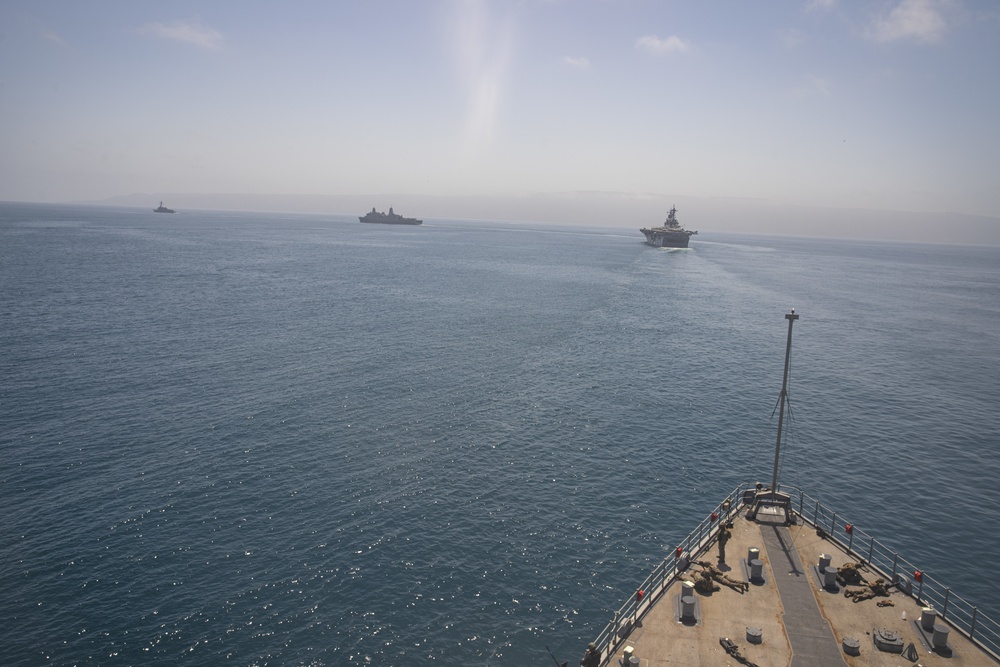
[769,309,798,494]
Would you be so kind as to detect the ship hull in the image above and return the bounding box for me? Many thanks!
[640,228,691,248]
[359,217,422,225]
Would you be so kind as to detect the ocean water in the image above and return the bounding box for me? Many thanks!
[2,202,998,666]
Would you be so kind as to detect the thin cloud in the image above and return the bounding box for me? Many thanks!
[806,0,837,13]
[563,55,590,69]
[781,28,807,49]
[39,29,66,45]
[137,20,225,49]
[635,34,689,55]
[868,0,949,43]
[451,0,515,153]
[789,76,834,99]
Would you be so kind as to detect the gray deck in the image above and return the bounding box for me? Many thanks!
[760,523,846,666]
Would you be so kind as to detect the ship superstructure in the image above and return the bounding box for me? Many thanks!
[640,206,696,248]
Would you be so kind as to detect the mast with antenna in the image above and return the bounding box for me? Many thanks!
[748,309,799,524]
[769,309,798,494]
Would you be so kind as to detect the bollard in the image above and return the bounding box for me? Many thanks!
[932,624,950,650]
[818,553,831,571]
[842,637,861,656]
[921,607,938,632]
[748,547,760,563]
[750,559,764,582]
[823,565,838,588]
[681,596,696,620]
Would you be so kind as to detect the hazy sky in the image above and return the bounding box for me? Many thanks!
[2,0,999,225]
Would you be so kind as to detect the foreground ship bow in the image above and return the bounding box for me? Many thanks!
[640,206,696,248]
[359,207,422,225]
[574,311,1000,667]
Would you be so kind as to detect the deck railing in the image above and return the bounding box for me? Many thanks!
[589,483,748,663]
[589,483,1000,666]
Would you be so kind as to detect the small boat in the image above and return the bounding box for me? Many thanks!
[154,201,175,214]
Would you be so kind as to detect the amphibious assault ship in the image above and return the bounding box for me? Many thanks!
[639,207,696,248]
[359,207,422,225]
[573,311,1000,667]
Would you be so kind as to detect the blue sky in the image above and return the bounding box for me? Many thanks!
[2,0,999,236]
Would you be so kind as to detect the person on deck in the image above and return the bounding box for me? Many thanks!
[717,523,732,563]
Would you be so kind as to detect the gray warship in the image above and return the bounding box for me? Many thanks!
[359,207,422,225]
[572,311,1000,667]
[154,201,175,213]
[639,206,696,248]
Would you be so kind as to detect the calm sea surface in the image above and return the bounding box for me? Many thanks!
[2,203,999,665]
